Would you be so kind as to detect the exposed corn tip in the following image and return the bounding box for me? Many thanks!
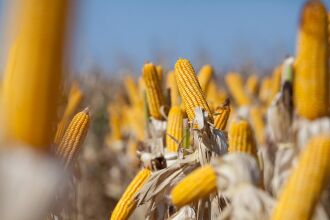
[213,98,231,130]
[174,59,212,122]
[197,64,214,94]
[245,74,259,97]
[111,168,152,220]
[225,72,251,106]
[170,165,217,207]
[294,0,329,119]
[228,120,257,157]
[56,108,90,167]
[2,0,70,149]
[166,71,180,106]
[166,106,184,152]
[271,135,330,220]
[249,106,265,145]
[142,63,165,120]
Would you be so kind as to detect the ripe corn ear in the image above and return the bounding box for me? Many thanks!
[294,0,329,119]
[225,72,251,106]
[111,168,152,220]
[166,71,180,106]
[197,64,213,94]
[249,106,265,145]
[214,99,231,130]
[166,106,184,152]
[245,74,259,97]
[174,59,212,122]
[271,135,330,220]
[56,108,90,167]
[142,63,165,120]
[2,0,71,149]
[228,120,257,157]
[170,165,217,207]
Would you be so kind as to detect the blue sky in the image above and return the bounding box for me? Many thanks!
[1,0,330,74]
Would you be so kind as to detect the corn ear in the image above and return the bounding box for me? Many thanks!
[213,98,230,130]
[170,165,217,207]
[166,106,184,152]
[249,106,265,145]
[166,71,180,106]
[142,63,165,120]
[271,135,330,220]
[245,74,259,97]
[197,64,213,94]
[225,72,251,106]
[2,0,71,149]
[294,0,329,119]
[174,59,212,122]
[111,168,152,220]
[228,120,257,157]
[56,108,90,167]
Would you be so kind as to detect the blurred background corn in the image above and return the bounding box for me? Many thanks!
[271,135,330,220]
[228,120,257,157]
[225,72,251,106]
[166,71,180,106]
[174,59,212,122]
[197,64,214,94]
[245,74,259,97]
[294,0,329,119]
[213,98,231,130]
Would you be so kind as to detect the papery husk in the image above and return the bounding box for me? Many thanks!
[294,117,330,150]
[169,206,196,220]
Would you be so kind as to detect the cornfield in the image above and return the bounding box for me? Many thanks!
[0,0,329,220]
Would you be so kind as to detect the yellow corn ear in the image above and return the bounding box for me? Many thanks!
[171,165,217,207]
[111,168,152,220]
[270,65,282,102]
[271,135,330,220]
[2,0,71,149]
[259,77,272,105]
[54,82,83,144]
[166,106,184,152]
[142,63,165,120]
[197,64,214,94]
[214,99,231,130]
[166,71,180,106]
[56,108,90,167]
[225,72,251,106]
[108,105,123,141]
[249,106,265,145]
[124,76,142,107]
[245,74,259,97]
[294,0,329,119]
[156,65,163,87]
[207,80,227,110]
[174,59,212,122]
[228,120,257,157]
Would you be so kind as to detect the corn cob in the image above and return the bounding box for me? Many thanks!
[142,63,165,120]
[213,98,231,130]
[108,105,123,141]
[259,77,272,105]
[166,71,180,106]
[270,65,282,102]
[124,76,142,107]
[271,135,330,220]
[2,0,71,149]
[111,168,152,220]
[54,82,83,144]
[56,108,90,167]
[245,74,259,97]
[156,65,163,87]
[207,80,227,110]
[166,106,184,152]
[228,120,257,157]
[170,165,217,207]
[174,59,212,122]
[294,0,329,119]
[249,106,265,145]
[225,72,251,106]
[197,64,213,94]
